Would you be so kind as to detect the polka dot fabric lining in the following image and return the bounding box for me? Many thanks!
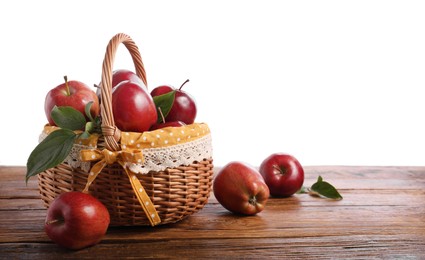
[40,123,213,174]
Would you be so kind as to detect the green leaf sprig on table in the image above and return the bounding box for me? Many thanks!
[25,102,101,183]
[297,175,343,200]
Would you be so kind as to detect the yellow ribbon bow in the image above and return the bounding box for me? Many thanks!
[80,148,161,226]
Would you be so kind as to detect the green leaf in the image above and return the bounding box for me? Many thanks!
[309,176,343,200]
[51,106,86,130]
[26,129,77,183]
[153,90,176,123]
[84,101,94,122]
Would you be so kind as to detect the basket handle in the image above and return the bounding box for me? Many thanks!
[99,33,148,151]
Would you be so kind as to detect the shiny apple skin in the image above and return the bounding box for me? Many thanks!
[96,69,145,99]
[44,192,110,250]
[259,153,304,197]
[213,161,270,215]
[112,81,157,132]
[111,69,144,88]
[45,80,99,126]
[150,85,197,124]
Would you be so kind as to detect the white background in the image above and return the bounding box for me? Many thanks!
[0,0,424,167]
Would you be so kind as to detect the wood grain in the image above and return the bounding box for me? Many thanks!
[0,166,424,259]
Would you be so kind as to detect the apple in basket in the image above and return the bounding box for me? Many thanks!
[110,69,144,88]
[259,153,304,197]
[150,79,197,124]
[213,162,270,215]
[44,76,100,126]
[150,120,186,130]
[96,69,144,97]
[150,106,186,130]
[112,80,157,132]
[44,192,110,250]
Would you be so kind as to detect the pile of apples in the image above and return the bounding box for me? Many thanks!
[44,69,197,132]
[213,153,304,215]
[42,70,198,250]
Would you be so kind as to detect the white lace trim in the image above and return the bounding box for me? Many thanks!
[127,134,212,174]
[39,132,213,174]
[68,144,95,172]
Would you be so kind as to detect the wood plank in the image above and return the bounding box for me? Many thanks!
[1,235,424,259]
[2,190,424,241]
[1,166,424,259]
[2,166,425,197]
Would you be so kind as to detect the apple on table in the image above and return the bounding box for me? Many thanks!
[44,192,110,250]
[213,161,270,215]
[259,153,304,197]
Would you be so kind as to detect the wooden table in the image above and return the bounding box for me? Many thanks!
[1,166,424,259]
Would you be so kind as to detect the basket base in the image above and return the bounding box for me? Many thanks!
[38,159,214,226]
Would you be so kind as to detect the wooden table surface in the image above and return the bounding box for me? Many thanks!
[1,165,424,259]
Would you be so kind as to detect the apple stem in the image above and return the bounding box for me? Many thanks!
[45,218,62,225]
[64,75,71,96]
[179,79,190,90]
[273,165,287,175]
[158,107,166,123]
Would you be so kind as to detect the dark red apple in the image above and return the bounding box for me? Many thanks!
[45,76,99,126]
[149,106,186,130]
[213,161,270,215]
[112,80,157,132]
[96,69,144,103]
[150,79,197,124]
[150,121,186,131]
[259,153,304,197]
[96,69,144,96]
[44,191,110,250]
[111,69,144,88]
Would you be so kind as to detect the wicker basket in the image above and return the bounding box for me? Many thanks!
[37,33,214,226]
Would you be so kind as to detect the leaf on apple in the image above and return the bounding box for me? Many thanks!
[309,176,343,200]
[26,129,78,183]
[51,106,87,131]
[152,90,176,123]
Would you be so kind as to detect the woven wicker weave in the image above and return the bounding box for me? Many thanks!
[37,33,214,226]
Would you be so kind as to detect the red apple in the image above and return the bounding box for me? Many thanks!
[213,161,270,215]
[44,191,110,250]
[45,76,100,126]
[112,80,157,132]
[259,153,304,197]
[149,106,186,130]
[96,69,144,97]
[150,121,186,131]
[111,69,144,88]
[150,79,197,124]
